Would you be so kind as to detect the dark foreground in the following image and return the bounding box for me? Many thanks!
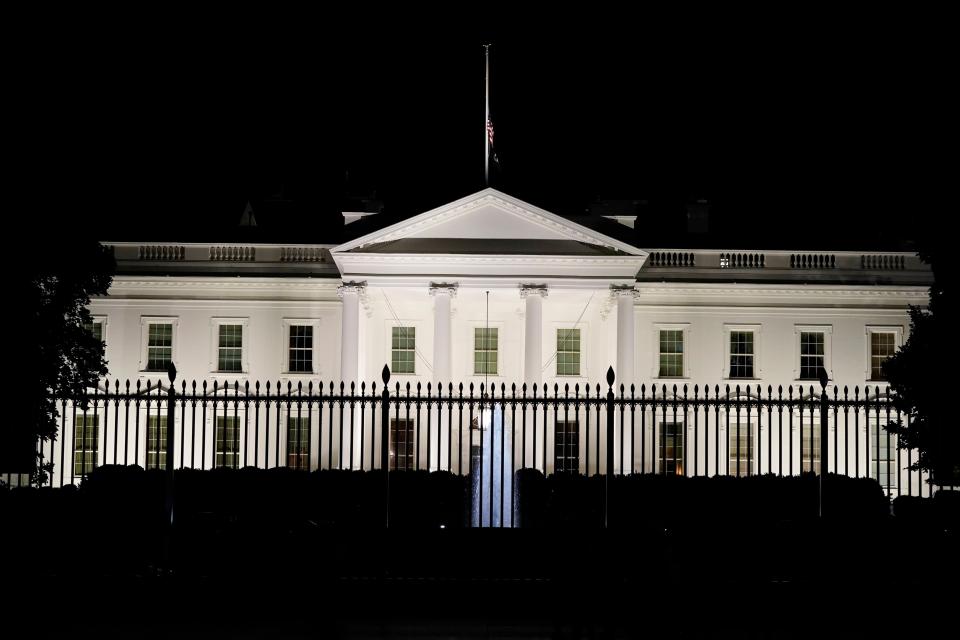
[4,523,958,639]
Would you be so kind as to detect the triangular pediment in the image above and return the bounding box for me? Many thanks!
[332,189,644,256]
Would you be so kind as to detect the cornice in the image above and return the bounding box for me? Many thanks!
[332,189,647,257]
[337,253,645,266]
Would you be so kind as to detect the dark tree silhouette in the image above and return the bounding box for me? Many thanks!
[884,241,957,486]
[12,238,114,485]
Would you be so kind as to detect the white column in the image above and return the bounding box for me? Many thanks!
[429,282,457,471]
[429,283,457,385]
[337,282,365,388]
[520,285,548,387]
[612,285,638,473]
[613,286,637,387]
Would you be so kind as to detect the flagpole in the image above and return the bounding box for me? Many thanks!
[484,44,490,187]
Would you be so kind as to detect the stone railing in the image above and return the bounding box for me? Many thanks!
[790,253,836,269]
[719,252,765,268]
[280,247,328,263]
[209,246,256,262]
[861,254,905,270]
[138,245,185,261]
[648,251,696,267]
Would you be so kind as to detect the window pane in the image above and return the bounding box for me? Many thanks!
[146,415,168,470]
[288,325,313,373]
[554,420,580,473]
[659,422,684,475]
[556,329,580,376]
[659,330,684,377]
[799,332,824,380]
[729,331,754,378]
[391,327,416,374]
[286,417,311,469]
[474,328,498,375]
[146,323,173,371]
[801,421,821,475]
[390,418,415,470]
[727,419,754,476]
[215,416,240,469]
[73,414,100,477]
[870,332,896,381]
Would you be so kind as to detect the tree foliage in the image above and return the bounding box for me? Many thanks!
[15,239,115,485]
[884,242,957,485]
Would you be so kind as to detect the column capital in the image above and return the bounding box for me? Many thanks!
[337,280,367,297]
[428,282,459,297]
[610,284,639,299]
[519,284,548,299]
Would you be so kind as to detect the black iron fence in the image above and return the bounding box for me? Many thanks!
[11,365,948,514]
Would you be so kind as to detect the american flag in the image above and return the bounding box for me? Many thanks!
[486,118,500,167]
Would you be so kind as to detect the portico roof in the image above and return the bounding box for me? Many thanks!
[331,189,647,284]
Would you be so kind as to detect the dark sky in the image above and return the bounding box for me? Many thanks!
[12,14,951,250]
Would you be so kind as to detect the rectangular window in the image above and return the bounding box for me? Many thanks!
[217,324,244,373]
[727,420,754,476]
[799,332,824,380]
[146,322,173,372]
[729,331,755,379]
[870,332,896,381]
[554,420,580,474]
[391,327,416,375]
[288,325,313,373]
[870,421,895,489]
[556,329,581,376]
[658,330,684,377]
[85,319,104,343]
[474,327,499,375]
[390,418,415,470]
[73,414,99,477]
[659,422,684,475]
[287,416,310,470]
[215,416,240,469]
[801,421,821,474]
[146,415,168,470]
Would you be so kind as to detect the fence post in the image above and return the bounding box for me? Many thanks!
[605,366,615,529]
[165,361,177,571]
[381,364,391,529]
[818,367,828,518]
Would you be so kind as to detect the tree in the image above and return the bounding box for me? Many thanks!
[883,241,958,487]
[10,238,115,485]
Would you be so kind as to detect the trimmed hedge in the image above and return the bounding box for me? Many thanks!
[515,470,890,528]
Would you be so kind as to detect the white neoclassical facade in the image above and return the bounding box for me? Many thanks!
[14,189,934,492]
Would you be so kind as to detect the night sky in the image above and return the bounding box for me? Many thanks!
[12,15,949,251]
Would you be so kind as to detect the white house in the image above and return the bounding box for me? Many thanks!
[13,189,935,497]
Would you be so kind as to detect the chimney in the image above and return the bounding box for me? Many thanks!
[686,199,710,234]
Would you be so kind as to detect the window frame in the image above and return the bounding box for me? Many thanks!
[145,413,169,471]
[793,325,833,382]
[281,318,322,377]
[72,412,100,478]
[86,315,107,346]
[389,417,416,470]
[473,326,501,377]
[652,323,691,379]
[553,419,580,474]
[864,325,903,382]
[725,412,757,476]
[391,326,418,375]
[554,327,583,378]
[210,317,250,376]
[139,316,179,374]
[657,419,686,476]
[384,320,425,379]
[723,324,761,380]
